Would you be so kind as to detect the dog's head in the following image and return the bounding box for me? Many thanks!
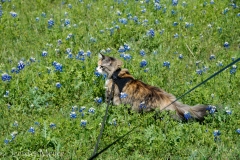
[96,53,123,78]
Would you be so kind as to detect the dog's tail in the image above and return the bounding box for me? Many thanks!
[174,102,210,121]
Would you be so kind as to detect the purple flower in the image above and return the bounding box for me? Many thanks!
[80,120,87,127]
[213,130,221,137]
[70,112,77,118]
[207,105,216,114]
[147,28,155,37]
[88,107,95,114]
[2,73,12,81]
[184,112,191,120]
[140,59,147,67]
[28,127,35,134]
[48,18,54,28]
[17,61,25,71]
[94,97,102,104]
[223,42,229,48]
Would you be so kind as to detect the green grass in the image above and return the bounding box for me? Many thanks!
[0,0,240,159]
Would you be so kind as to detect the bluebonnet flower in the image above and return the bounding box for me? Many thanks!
[196,69,203,75]
[155,19,160,24]
[94,97,102,104]
[159,29,165,35]
[116,10,122,16]
[86,50,91,57]
[237,13,240,17]
[162,7,167,13]
[94,70,101,77]
[203,1,207,7]
[56,82,61,88]
[147,28,155,37]
[30,57,36,62]
[68,53,73,58]
[4,139,9,144]
[140,59,147,67]
[42,51,47,57]
[184,112,191,120]
[185,22,193,28]
[173,22,178,26]
[66,33,74,40]
[163,61,170,68]
[106,48,111,53]
[13,121,18,127]
[171,10,177,15]
[182,1,187,6]
[209,54,216,60]
[144,68,149,72]
[133,16,138,23]
[139,102,146,109]
[2,73,11,81]
[230,65,237,74]
[88,107,95,114]
[172,0,178,6]
[225,109,232,115]
[120,92,128,98]
[79,106,86,112]
[28,127,35,134]
[41,12,46,17]
[10,11,17,18]
[232,57,235,61]
[236,129,240,134]
[119,18,128,24]
[49,123,56,129]
[217,27,222,33]
[174,33,179,38]
[71,106,78,112]
[70,112,77,118]
[90,37,96,43]
[78,50,84,56]
[11,67,17,73]
[223,8,229,14]
[120,53,132,60]
[4,90,9,97]
[80,120,87,127]
[118,46,125,53]
[213,130,221,137]
[68,4,72,9]
[17,60,25,71]
[141,8,146,13]
[140,49,145,56]
[206,105,216,114]
[179,54,183,59]
[124,43,130,51]
[142,19,148,26]
[115,25,120,30]
[54,63,63,72]
[36,17,39,21]
[216,61,223,67]
[34,122,40,125]
[223,42,229,48]
[64,19,70,26]
[66,48,71,54]
[48,18,54,28]
[10,131,18,141]
[210,0,214,4]
[154,3,161,10]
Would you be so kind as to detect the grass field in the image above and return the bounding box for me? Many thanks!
[0,0,240,159]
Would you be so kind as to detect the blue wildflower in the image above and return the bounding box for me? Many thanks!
[28,127,35,134]
[41,12,46,17]
[79,106,86,112]
[30,57,36,62]
[182,1,187,7]
[56,82,61,88]
[225,109,232,115]
[196,69,203,75]
[17,61,25,71]
[230,65,237,74]
[10,11,17,18]
[140,59,147,67]
[120,92,128,99]
[237,13,240,17]
[88,107,95,114]
[236,129,240,134]
[184,112,191,120]
[213,130,221,137]
[48,18,54,28]
[140,49,145,56]
[210,0,214,4]
[163,61,170,68]
[66,33,74,40]
[209,54,216,60]
[4,139,9,144]
[139,102,146,109]
[119,18,128,24]
[94,97,102,104]
[179,54,183,59]
[160,29,165,35]
[112,119,117,126]
[80,120,87,127]
[120,53,132,60]
[223,42,229,48]
[95,70,101,77]
[118,46,125,53]
[124,43,130,51]
[4,90,9,97]
[49,123,56,129]
[144,68,149,72]
[207,105,216,114]
[174,33,179,38]
[70,112,77,118]
[2,73,12,81]
[36,17,39,21]
[54,63,63,72]
[172,0,178,6]
[147,28,155,37]
[42,51,47,57]
[90,37,96,43]
[223,8,229,14]
[13,121,18,127]
[171,10,177,15]
[173,22,178,26]
[68,4,72,9]
[154,3,161,10]
[133,16,138,23]
[64,19,70,26]
[141,8,146,13]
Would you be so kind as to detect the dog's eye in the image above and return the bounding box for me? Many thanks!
[100,66,104,69]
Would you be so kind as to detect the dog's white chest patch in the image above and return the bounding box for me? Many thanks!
[105,79,110,89]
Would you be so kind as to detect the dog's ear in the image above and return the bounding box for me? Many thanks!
[98,53,105,60]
